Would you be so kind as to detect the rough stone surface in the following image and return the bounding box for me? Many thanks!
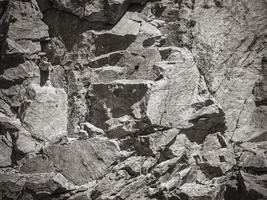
[0,0,266,199]
[20,83,68,142]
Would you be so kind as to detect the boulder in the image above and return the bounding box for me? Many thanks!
[20,137,119,185]
[87,79,153,138]
[240,171,267,200]
[146,52,225,142]
[2,0,49,60]
[51,0,131,24]
[80,122,105,137]
[0,136,13,167]
[20,84,68,142]
[0,172,77,200]
[178,183,222,200]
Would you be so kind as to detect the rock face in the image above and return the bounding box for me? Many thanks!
[0,0,266,200]
[20,83,68,142]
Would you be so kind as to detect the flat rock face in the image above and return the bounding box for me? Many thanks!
[0,0,266,199]
[20,84,68,142]
[20,137,119,185]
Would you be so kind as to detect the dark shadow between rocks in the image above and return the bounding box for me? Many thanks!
[43,9,112,51]
[40,70,49,87]
[181,110,227,144]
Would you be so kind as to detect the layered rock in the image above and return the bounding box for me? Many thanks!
[0,0,266,199]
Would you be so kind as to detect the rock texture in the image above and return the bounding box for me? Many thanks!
[0,0,266,199]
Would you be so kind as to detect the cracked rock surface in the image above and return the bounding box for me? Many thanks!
[0,0,266,199]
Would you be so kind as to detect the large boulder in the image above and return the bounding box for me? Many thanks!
[20,137,119,185]
[0,172,77,200]
[20,84,68,142]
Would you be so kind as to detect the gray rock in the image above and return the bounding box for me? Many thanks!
[20,137,119,185]
[0,172,77,200]
[0,136,13,167]
[20,84,68,142]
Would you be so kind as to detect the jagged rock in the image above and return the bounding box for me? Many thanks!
[0,61,39,82]
[1,0,49,61]
[178,183,223,200]
[137,128,180,155]
[93,66,125,83]
[104,115,143,138]
[202,132,228,152]
[168,133,192,157]
[20,84,68,142]
[20,137,119,185]
[240,171,267,200]
[0,172,77,200]
[0,136,13,167]
[112,156,146,176]
[191,0,267,142]
[152,156,186,178]
[68,11,141,63]
[0,115,41,154]
[115,175,147,200]
[80,122,105,137]
[0,0,266,199]
[116,48,162,80]
[87,51,125,69]
[87,79,153,138]
[51,0,131,24]
[146,51,225,141]
[239,150,267,171]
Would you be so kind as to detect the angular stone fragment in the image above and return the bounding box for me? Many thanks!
[0,136,13,167]
[73,12,141,61]
[51,0,131,24]
[0,114,41,154]
[87,79,153,138]
[147,59,223,130]
[239,151,267,171]
[20,137,119,185]
[192,148,236,178]
[0,61,39,82]
[113,156,146,176]
[137,128,180,155]
[93,66,125,83]
[0,172,77,200]
[81,122,105,136]
[178,183,222,200]
[20,84,68,142]
[241,171,267,199]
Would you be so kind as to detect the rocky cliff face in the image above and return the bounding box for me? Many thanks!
[0,0,266,199]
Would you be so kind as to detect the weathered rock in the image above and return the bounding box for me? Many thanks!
[0,114,41,154]
[146,53,225,142]
[0,172,77,200]
[137,128,180,155]
[0,136,13,167]
[93,66,125,83]
[191,0,267,142]
[239,150,267,171]
[178,183,223,200]
[0,61,39,82]
[0,0,266,199]
[240,171,267,200]
[113,156,146,176]
[51,0,131,24]
[80,122,105,137]
[20,84,68,142]
[20,137,119,185]
[202,132,228,152]
[87,79,153,138]
[1,0,49,61]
